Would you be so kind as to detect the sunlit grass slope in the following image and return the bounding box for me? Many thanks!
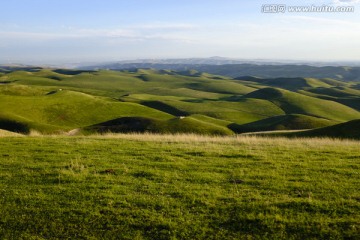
[151,98,285,124]
[231,114,336,133]
[237,77,333,91]
[0,90,172,133]
[83,116,234,135]
[245,87,360,122]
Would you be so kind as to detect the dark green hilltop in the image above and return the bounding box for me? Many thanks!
[1,66,360,138]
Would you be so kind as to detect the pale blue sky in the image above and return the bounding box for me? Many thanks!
[1,0,359,64]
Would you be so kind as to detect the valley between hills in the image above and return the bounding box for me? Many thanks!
[1,66,360,139]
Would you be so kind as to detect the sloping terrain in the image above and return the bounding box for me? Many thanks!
[0,89,173,133]
[245,88,360,122]
[254,119,360,140]
[0,67,359,135]
[294,119,360,139]
[230,114,336,133]
[236,77,332,91]
[83,116,233,135]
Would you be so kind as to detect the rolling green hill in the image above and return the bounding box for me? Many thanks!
[305,86,360,98]
[83,116,233,135]
[0,90,173,133]
[148,98,285,124]
[245,88,360,122]
[1,67,360,136]
[254,119,360,140]
[230,114,336,133]
[236,77,332,91]
[294,119,360,139]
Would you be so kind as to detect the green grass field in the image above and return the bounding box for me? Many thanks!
[0,134,359,239]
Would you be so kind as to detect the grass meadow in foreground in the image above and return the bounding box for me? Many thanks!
[0,134,359,239]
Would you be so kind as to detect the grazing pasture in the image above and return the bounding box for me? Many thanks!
[0,134,359,239]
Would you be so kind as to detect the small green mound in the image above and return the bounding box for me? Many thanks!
[289,119,360,139]
[52,69,94,75]
[234,76,262,81]
[254,119,360,139]
[34,69,73,81]
[245,87,284,99]
[83,117,157,133]
[230,114,335,133]
[83,116,233,135]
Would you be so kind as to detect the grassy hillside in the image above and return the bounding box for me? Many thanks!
[261,119,360,139]
[230,114,336,133]
[186,81,256,94]
[1,68,360,136]
[299,119,360,139]
[305,86,360,98]
[0,90,173,133]
[237,77,332,91]
[83,116,234,135]
[151,98,285,124]
[245,88,360,122]
[0,135,359,239]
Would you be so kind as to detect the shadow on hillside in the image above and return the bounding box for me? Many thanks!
[0,119,30,134]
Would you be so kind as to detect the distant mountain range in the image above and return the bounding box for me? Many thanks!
[78,57,360,67]
[78,57,360,81]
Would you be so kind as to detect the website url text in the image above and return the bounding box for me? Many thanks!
[261,4,355,13]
